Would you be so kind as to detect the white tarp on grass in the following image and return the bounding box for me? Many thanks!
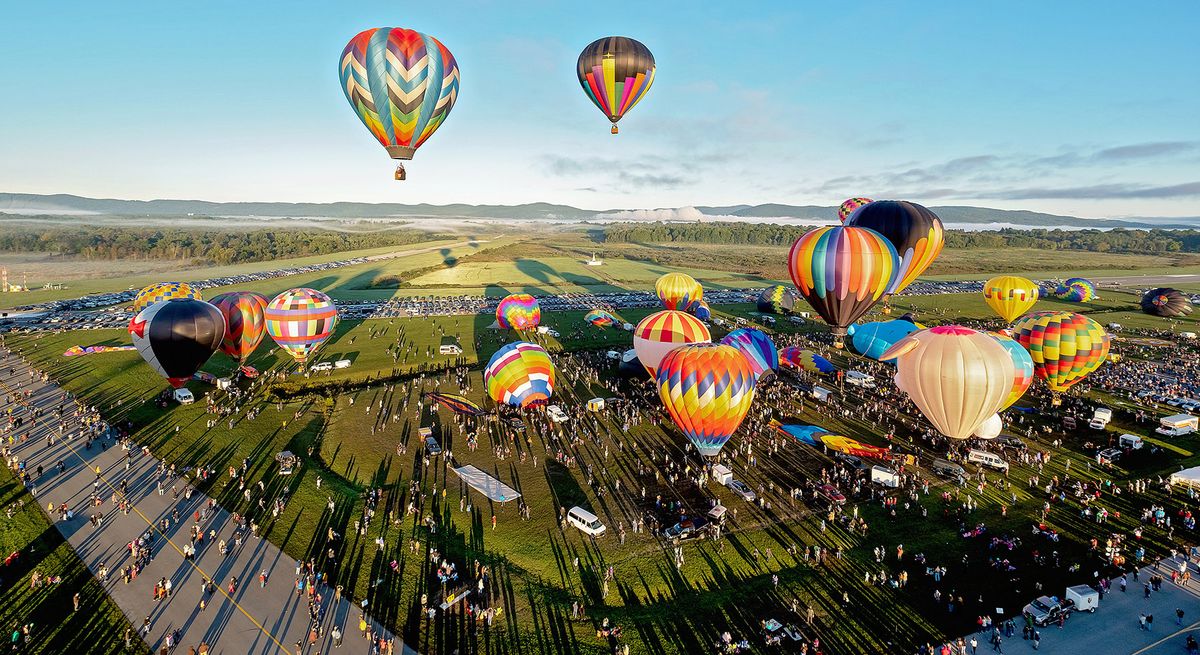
[453,465,521,503]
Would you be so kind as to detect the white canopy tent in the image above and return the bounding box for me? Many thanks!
[1169,466,1200,489]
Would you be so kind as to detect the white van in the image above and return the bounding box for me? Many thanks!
[845,371,875,388]
[566,506,606,536]
[173,388,195,405]
[546,405,570,423]
[967,449,1009,473]
[1118,434,1144,450]
[334,359,352,369]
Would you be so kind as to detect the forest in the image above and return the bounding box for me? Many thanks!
[603,223,1199,253]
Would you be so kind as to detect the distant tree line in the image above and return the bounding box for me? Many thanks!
[603,223,1199,253]
[0,225,440,265]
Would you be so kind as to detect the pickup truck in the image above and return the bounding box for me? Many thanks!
[1023,595,1073,627]
[663,517,710,542]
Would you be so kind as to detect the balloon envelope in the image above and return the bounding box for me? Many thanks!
[851,320,921,363]
[132,282,202,313]
[882,325,1015,439]
[585,309,620,327]
[209,291,268,364]
[1053,278,1096,302]
[838,197,873,223]
[657,343,756,457]
[633,310,711,378]
[844,200,945,295]
[983,275,1040,323]
[496,294,541,330]
[576,36,655,131]
[787,226,898,346]
[779,347,836,374]
[757,285,799,314]
[1012,311,1110,392]
[974,413,1003,439]
[265,288,339,364]
[1141,288,1194,318]
[720,328,779,381]
[989,332,1035,410]
[484,342,555,408]
[339,28,460,163]
[128,299,225,388]
[655,273,703,311]
[688,300,712,322]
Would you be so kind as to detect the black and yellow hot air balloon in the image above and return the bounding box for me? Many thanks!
[576,37,655,134]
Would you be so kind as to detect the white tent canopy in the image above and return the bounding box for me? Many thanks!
[453,465,521,503]
[1169,466,1200,489]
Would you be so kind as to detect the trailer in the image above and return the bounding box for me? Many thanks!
[1065,585,1099,613]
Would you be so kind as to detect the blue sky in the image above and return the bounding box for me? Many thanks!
[1,1,1197,217]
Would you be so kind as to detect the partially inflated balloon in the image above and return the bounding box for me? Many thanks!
[1012,311,1109,392]
[485,342,555,408]
[1141,288,1194,318]
[585,309,620,327]
[838,197,873,223]
[633,310,711,378]
[577,36,655,134]
[851,320,922,363]
[844,200,944,295]
[496,294,541,330]
[265,288,339,364]
[788,226,898,347]
[132,282,202,313]
[339,28,460,176]
[720,328,779,381]
[656,273,703,311]
[974,413,1003,440]
[757,285,799,314]
[989,332,1034,410]
[128,299,225,388]
[983,276,1040,323]
[209,291,268,364]
[657,343,756,457]
[779,347,836,374]
[1053,278,1096,302]
[882,325,1015,439]
[689,300,712,322]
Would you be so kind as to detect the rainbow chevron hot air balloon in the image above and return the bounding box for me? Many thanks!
[633,310,711,378]
[1053,278,1097,302]
[132,282,202,313]
[657,343,756,457]
[576,36,655,134]
[757,285,799,315]
[339,27,460,178]
[1012,311,1109,392]
[484,342,555,408]
[210,291,268,364]
[720,328,779,381]
[496,294,541,330]
[787,226,898,347]
[655,273,703,311]
[265,288,339,364]
[779,347,837,374]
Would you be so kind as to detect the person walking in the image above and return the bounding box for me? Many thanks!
[991,635,1002,653]
[1139,614,1147,631]
[969,636,977,654]
[332,625,343,648]
[72,593,80,612]
[1179,608,1186,625]
[1147,613,1154,631]
[1032,630,1040,650]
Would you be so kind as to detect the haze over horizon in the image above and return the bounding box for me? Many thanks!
[2,1,1198,219]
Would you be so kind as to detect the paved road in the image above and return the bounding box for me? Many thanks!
[1094,273,1200,288]
[1,349,415,655]
[965,558,1200,654]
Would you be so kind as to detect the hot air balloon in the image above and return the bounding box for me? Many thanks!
[422,391,487,416]
[617,348,648,379]
[265,288,340,365]
[656,343,755,457]
[982,275,1040,323]
[128,298,225,389]
[850,320,922,363]
[844,200,945,296]
[989,332,1034,410]
[881,325,1016,439]
[757,285,800,314]
[974,413,1003,440]
[484,342,555,408]
[788,226,898,348]
[779,347,836,374]
[633,310,711,378]
[576,36,655,134]
[720,328,779,381]
[1053,278,1096,302]
[1012,311,1110,392]
[339,27,460,180]
[655,273,703,311]
[209,291,268,364]
[838,197,873,223]
[1141,288,1194,318]
[585,309,619,327]
[496,294,541,330]
[688,300,712,322]
[132,282,202,313]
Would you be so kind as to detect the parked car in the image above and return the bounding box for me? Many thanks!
[816,484,846,505]
[727,480,757,502]
[566,506,606,537]
[663,517,710,542]
[1022,595,1074,627]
